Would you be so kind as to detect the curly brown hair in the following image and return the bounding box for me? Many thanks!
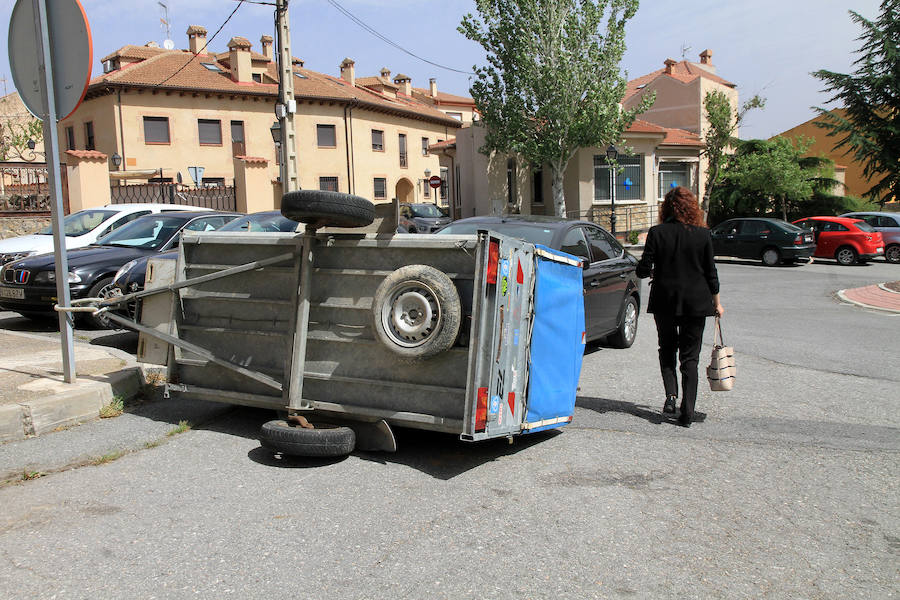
[659,186,706,227]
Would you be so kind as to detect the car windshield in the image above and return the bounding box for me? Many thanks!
[437,221,556,246]
[95,214,187,250]
[38,209,118,237]
[410,204,444,218]
[218,214,298,232]
[853,221,876,233]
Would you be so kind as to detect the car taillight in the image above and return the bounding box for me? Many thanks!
[486,239,499,284]
[794,235,804,245]
[475,387,488,432]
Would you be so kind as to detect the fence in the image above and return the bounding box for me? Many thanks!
[110,182,236,211]
[0,162,68,215]
[568,204,657,238]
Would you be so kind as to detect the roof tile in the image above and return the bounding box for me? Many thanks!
[625,59,734,100]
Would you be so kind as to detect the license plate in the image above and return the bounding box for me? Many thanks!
[0,286,25,299]
[804,235,813,242]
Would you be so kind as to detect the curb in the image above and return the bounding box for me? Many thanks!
[836,288,900,315]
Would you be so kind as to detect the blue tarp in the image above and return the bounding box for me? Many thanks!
[524,245,586,433]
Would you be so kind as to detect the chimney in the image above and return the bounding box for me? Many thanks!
[380,67,391,81]
[340,58,355,86]
[187,25,208,55]
[394,74,411,96]
[429,78,437,98]
[227,36,252,83]
[664,58,677,74]
[699,49,712,65]
[260,35,273,61]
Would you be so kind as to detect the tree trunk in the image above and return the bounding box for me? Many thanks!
[702,158,718,216]
[551,164,566,218]
[780,196,787,222]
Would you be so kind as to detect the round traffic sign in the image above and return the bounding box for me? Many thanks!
[428,175,442,189]
[8,0,93,121]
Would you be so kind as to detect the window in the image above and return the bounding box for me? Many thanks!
[585,226,620,262]
[560,228,590,262]
[319,176,339,192]
[65,127,75,150]
[185,216,236,232]
[594,155,642,202]
[374,177,386,199]
[201,62,223,73]
[198,119,222,145]
[398,134,407,167]
[659,161,689,197]
[96,211,151,238]
[446,112,463,121]
[84,122,95,150]
[230,121,245,143]
[252,73,262,83]
[422,137,429,156]
[532,167,544,204]
[440,167,449,201]
[822,221,849,232]
[424,178,431,199]
[317,124,336,148]
[143,116,170,144]
[372,130,384,151]
[507,158,516,205]
[740,220,770,235]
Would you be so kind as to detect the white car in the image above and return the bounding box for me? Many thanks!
[0,203,208,265]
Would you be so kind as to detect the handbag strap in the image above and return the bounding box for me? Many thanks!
[714,316,726,347]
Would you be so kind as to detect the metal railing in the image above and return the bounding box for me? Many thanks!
[110,182,236,211]
[567,204,657,237]
[399,151,408,168]
[0,162,55,214]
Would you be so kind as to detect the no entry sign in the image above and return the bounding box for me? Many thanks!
[428,175,442,189]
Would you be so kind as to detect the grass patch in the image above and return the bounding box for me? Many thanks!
[91,450,126,465]
[167,420,191,436]
[99,395,125,419]
[144,439,162,449]
[22,470,46,481]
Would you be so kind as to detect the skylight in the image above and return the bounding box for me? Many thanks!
[201,63,223,73]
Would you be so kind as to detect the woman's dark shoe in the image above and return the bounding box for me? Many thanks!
[663,396,677,414]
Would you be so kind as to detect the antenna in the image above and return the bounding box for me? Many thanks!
[0,76,7,96]
[680,43,691,60]
[158,2,173,47]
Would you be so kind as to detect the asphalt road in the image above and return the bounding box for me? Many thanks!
[0,259,897,599]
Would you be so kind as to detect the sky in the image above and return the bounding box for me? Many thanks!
[0,0,882,140]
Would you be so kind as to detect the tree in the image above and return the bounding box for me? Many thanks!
[0,119,44,161]
[700,89,764,216]
[459,0,653,217]
[812,0,900,208]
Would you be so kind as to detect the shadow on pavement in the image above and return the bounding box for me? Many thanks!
[577,395,706,426]
[0,313,58,332]
[89,330,139,354]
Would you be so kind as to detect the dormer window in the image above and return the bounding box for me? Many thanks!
[102,59,119,73]
[252,73,262,83]
[201,63,223,73]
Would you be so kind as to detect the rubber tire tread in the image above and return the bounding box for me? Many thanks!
[86,277,115,330]
[281,190,375,228]
[259,420,356,457]
[372,264,462,360]
[608,295,638,349]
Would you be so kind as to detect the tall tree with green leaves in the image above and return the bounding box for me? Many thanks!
[812,0,899,208]
[460,0,653,217]
[700,90,764,216]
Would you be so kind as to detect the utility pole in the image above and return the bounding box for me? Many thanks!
[275,0,299,192]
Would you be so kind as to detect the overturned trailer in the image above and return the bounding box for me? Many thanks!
[102,192,586,456]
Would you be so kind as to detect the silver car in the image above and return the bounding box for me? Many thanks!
[841,212,900,263]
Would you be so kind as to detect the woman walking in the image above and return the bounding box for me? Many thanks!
[636,186,723,427]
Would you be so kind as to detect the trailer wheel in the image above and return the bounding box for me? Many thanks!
[259,419,356,457]
[281,190,375,229]
[373,264,461,359]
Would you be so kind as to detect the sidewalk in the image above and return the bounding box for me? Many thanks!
[0,330,144,443]
[837,281,900,313]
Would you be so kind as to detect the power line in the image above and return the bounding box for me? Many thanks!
[325,0,474,76]
[155,0,245,87]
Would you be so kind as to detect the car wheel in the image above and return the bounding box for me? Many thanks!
[281,190,375,229]
[372,264,461,360]
[259,419,355,457]
[761,247,780,267]
[608,295,639,349]
[86,277,115,329]
[835,245,858,266]
[885,244,900,264]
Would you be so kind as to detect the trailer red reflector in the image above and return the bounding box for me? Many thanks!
[476,387,488,432]
[486,239,500,284]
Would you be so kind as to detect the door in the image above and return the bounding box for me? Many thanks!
[735,219,770,259]
[710,220,740,257]
[231,121,245,157]
[815,220,847,257]
[583,225,629,337]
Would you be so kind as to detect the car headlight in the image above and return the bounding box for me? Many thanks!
[115,259,139,284]
[43,271,82,284]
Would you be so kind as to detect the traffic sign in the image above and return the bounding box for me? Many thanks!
[8,0,93,120]
[429,175,442,189]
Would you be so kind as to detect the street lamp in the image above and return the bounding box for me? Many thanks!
[270,121,281,146]
[606,144,618,236]
[110,152,122,169]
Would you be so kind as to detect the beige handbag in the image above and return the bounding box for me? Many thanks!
[707,317,735,391]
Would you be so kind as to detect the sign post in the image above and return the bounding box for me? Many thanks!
[8,0,92,383]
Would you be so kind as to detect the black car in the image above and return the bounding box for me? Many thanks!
[398,203,452,233]
[710,218,815,266]
[436,215,641,347]
[0,210,240,327]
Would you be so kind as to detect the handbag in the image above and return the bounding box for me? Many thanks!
[707,316,735,391]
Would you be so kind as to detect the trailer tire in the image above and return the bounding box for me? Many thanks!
[259,419,356,457]
[281,190,375,228]
[373,264,461,360]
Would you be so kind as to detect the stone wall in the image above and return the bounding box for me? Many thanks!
[0,216,51,239]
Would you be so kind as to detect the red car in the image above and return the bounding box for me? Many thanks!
[792,216,885,265]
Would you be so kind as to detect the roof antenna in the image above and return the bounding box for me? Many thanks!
[680,43,691,60]
[159,2,175,49]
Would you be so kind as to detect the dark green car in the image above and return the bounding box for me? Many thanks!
[710,218,816,266]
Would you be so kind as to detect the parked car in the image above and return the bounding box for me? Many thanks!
[0,203,207,265]
[840,212,900,263]
[0,211,240,327]
[792,216,884,265]
[110,211,299,319]
[709,218,815,266]
[436,215,640,347]
[398,203,451,233]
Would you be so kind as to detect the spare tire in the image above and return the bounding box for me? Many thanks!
[372,264,461,360]
[281,190,375,228]
[260,419,356,457]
